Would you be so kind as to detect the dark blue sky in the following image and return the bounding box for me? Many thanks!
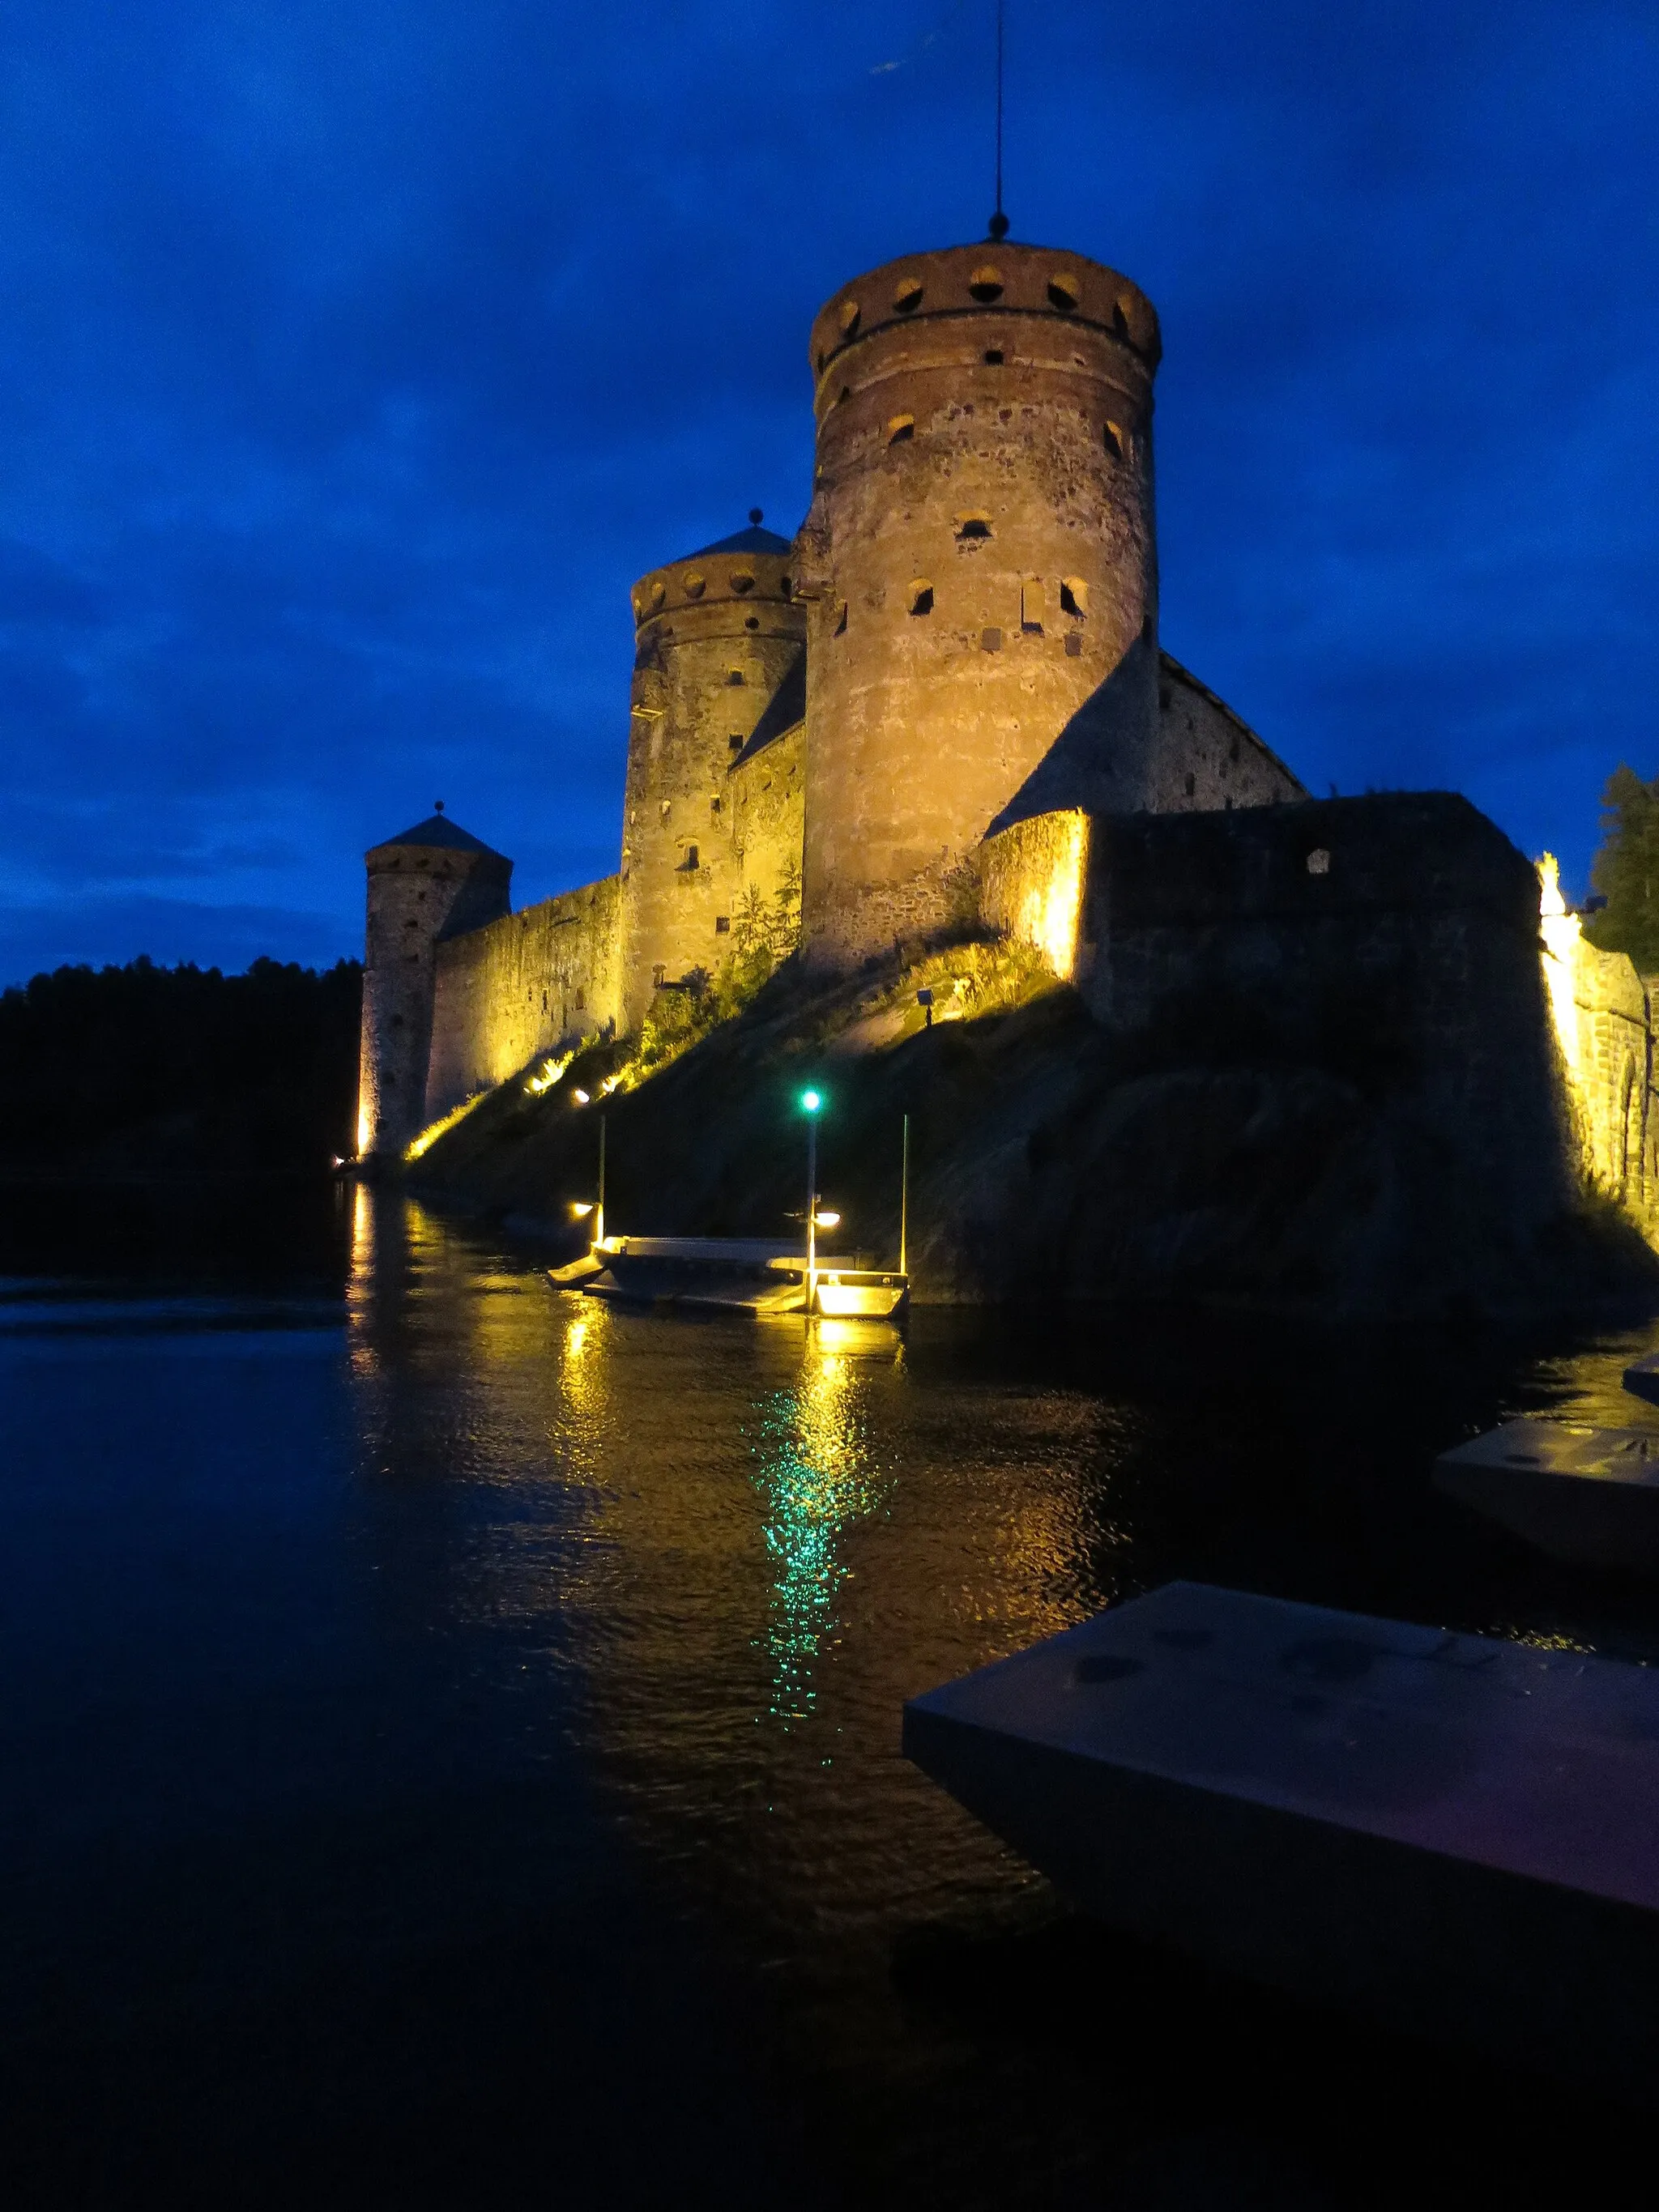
[2,0,1656,984]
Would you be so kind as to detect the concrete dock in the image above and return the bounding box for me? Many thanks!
[903,1582,1659,2101]
[1435,1417,1659,1571]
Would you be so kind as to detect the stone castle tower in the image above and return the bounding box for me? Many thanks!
[356,812,510,1156]
[795,242,1162,965]
[357,230,1303,1161]
[617,518,806,1032]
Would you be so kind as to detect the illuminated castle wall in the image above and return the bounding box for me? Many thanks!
[356,227,1314,1161]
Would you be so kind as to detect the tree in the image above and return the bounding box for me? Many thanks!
[1584,765,1659,973]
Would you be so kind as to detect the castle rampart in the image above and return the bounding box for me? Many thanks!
[796,241,1162,968]
[425,873,622,1119]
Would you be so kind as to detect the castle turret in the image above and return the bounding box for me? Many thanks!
[795,240,1162,968]
[616,518,808,1033]
[357,812,511,1158]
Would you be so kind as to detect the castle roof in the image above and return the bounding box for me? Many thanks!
[371,812,507,859]
[676,522,792,561]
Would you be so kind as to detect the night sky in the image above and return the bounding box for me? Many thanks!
[2,0,1655,986]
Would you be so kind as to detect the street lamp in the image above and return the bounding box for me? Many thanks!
[801,1088,824,1318]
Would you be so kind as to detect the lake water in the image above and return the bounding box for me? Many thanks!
[3,1180,1658,2210]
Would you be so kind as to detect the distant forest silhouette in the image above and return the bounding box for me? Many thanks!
[0,957,362,1175]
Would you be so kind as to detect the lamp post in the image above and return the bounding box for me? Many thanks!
[801,1089,823,1319]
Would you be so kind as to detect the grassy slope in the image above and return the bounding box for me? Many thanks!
[408,947,1658,1320]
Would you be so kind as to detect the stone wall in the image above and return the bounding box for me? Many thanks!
[797,241,1162,970]
[1540,859,1659,1233]
[727,718,804,953]
[977,809,1092,979]
[1151,654,1305,812]
[1078,793,1576,1242]
[425,874,621,1118]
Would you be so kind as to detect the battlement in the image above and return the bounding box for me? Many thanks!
[631,522,800,632]
[808,241,1161,397]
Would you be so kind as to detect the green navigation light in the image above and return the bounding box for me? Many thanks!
[801,1089,823,1114]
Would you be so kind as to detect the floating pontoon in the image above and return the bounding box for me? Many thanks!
[548,1237,908,1321]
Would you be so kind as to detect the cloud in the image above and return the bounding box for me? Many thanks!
[0,0,1655,978]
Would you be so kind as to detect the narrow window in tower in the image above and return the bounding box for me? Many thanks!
[1047,275,1080,312]
[838,297,861,338]
[653,965,666,987]
[780,577,791,598]
[1103,421,1125,461]
[730,571,755,594]
[983,349,1004,365]
[908,580,934,616]
[660,800,672,820]
[981,627,1003,653]
[682,572,706,599]
[649,579,667,609]
[714,915,731,935]
[1064,632,1083,657]
[727,733,743,752]
[710,795,723,813]
[1060,578,1088,619]
[726,668,744,685]
[744,616,760,630]
[837,386,851,407]
[684,845,700,871]
[887,414,915,445]
[969,265,1004,302]
[893,277,923,313]
[956,517,992,543]
[1021,581,1045,633]
[834,602,848,635]
[576,987,586,1009]
[1112,300,1132,341]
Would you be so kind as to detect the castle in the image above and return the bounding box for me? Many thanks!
[356,232,1309,1161]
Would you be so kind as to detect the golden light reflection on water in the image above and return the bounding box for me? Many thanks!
[751,1335,892,1728]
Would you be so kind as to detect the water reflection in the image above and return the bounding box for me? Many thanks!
[751,1332,893,1728]
[8,1188,1659,2206]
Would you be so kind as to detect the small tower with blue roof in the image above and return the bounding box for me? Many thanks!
[356,807,512,1159]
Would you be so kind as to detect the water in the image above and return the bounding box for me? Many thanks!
[2,1181,1658,2210]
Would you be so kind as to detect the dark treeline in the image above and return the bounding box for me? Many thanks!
[0,956,362,1175]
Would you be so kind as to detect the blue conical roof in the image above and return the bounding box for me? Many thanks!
[675,522,792,561]
[370,813,506,859]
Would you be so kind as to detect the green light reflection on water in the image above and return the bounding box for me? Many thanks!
[750,1334,893,1728]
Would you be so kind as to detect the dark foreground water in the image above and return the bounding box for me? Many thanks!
[4,1180,1659,2210]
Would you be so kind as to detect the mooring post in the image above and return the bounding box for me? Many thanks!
[595,1112,606,1250]
[899,1114,910,1276]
